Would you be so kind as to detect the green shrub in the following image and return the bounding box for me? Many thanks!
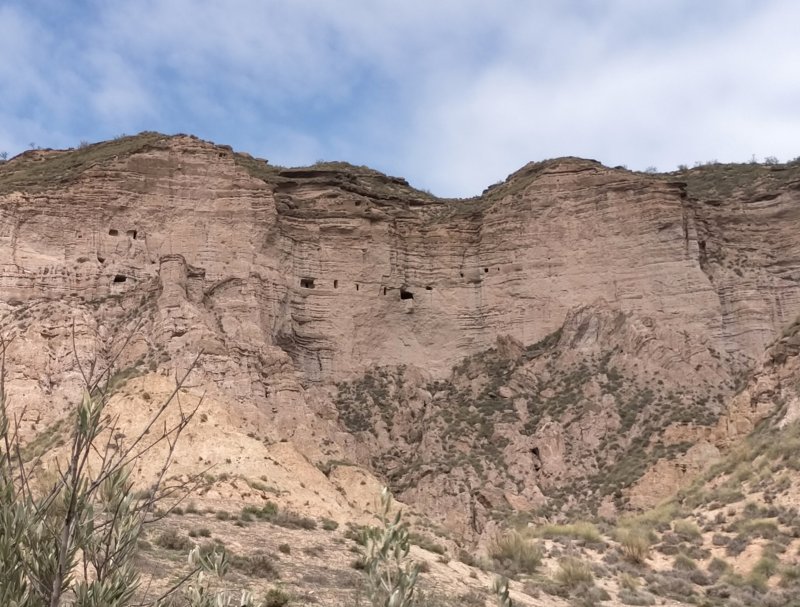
[360,488,420,607]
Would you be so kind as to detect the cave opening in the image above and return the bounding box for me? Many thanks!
[400,289,414,300]
[300,278,315,289]
[333,279,338,288]
[127,229,138,240]
[113,274,127,283]
[425,286,432,291]
[108,229,119,236]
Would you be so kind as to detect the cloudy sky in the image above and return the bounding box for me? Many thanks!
[1,0,799,196]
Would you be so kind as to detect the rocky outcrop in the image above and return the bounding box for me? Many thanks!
[3,134,800,534]
[3,136,800,388]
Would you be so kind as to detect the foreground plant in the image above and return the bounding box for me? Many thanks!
[360,487,421,607]
[0,336,260,606]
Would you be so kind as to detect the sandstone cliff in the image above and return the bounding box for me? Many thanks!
[2,133,800,538]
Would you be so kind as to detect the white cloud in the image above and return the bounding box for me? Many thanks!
[1,1,798,195]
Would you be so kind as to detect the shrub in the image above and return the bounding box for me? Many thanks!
[617,527,651,564]
[672,520,702,542]
[537,521,602,543]
[278,543,291,554]
[780,564,800,587]
[263,586,291,607]
[619,588,655,605]
[273,510,317,530]
[673,554,697,571]
[554,557,594,588]
[488,530,544,577]
[360,488,420,607]
[189,527,211,538]
[156,528,193,551]
[321,517,339,531]
[230,552,279,579]
[726,534,750,556]
[708,557,730,576]
[619,572,640,591]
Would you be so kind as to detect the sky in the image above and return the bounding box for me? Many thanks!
[1,0,799,197]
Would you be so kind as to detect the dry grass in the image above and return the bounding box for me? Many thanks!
[487,530,544,578]
[616,527,651,564]
[536,521,602,543]
[554,557,594,588]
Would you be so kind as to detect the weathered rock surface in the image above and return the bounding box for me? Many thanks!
[2,133,800,536]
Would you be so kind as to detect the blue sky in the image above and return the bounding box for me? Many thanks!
[1,0,799,197]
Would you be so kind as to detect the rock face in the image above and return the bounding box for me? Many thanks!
[2,133,800,535]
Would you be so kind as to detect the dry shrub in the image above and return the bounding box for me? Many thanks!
[617,527,651,564]
[488,530,544,577]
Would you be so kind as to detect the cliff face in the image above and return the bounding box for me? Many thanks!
[2,133,800,535]
[3,135,799,383]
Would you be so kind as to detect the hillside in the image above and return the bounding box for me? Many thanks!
[1,133,800,605]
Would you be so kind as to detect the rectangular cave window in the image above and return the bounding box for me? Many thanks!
[108,229,119,236]
[425,286,432,291]
[333,279,338,288]
[300,278,315,289]
[113,274,127,283]
[126,229,138,239]
[356,284,359,291]
[383,287,387,295]
[400,289,414,300]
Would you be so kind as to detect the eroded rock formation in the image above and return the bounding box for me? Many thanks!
[2,133,800,535]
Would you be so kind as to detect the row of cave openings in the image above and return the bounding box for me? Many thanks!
[299,265,499,300]
[299,277,433,300]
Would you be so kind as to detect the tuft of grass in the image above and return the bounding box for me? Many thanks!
[672,520,701,541]
[321,517,339,531]
[537,521,602,543]
[230,552,280,579]
[616,527,651,564]
[619,502,681,532]
[673,554,697,571]
[488,531,544,578]
[188,527,211,538]
[409,532,446,555]
[554,557,594,588]
[0,132,167,195]
[779,564,800,587]
[263,587,290,607]
[155,528,193,551]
